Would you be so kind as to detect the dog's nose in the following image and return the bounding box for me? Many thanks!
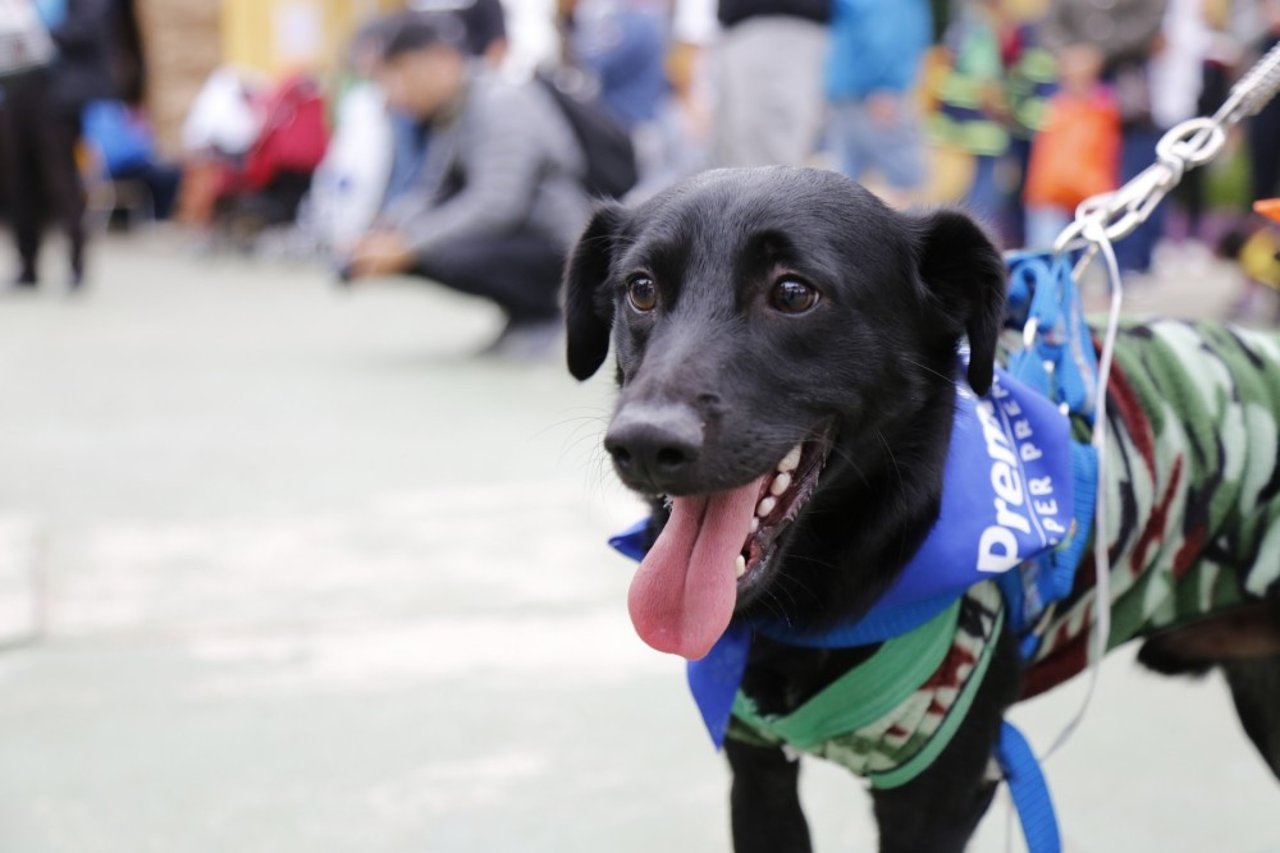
[604,403,703,489]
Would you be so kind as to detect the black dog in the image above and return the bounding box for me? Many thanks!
[564,167,1280,852]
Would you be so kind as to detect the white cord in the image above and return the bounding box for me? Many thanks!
[1034,225,1121,764]
[993,47,1280,848]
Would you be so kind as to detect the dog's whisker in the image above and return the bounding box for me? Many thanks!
[777,563,837,608]
[536,414,609,440]
[781,554,839,572]
[757,588,791,626]
[773,576,816,614]
[825,443,872,490]
[563,427,607,455]
[555,428,608,471]
[899,355,956,387]
[874,428,905,495]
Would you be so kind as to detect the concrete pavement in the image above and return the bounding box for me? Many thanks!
[0,234,1276,852]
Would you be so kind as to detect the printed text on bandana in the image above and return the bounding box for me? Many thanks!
[972,377,1066,573]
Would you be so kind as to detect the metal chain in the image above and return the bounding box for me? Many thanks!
[1025,40,1280,782]
[1054,40,1280,253]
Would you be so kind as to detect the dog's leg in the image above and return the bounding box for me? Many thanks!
[1221,654,1280,779]
[871,629,1020,853]
[725,738,812,853]
[869,706,1000,853]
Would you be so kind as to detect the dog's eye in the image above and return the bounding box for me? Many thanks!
[770,277,819,314]
[627,276,658,313]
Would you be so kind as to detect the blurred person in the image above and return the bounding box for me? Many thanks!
[219,73,329,235]
[1222,0,1280,319]
[408,0,509,67]
[1023,43,1121,248]
[81,99,181,221]
[175,67,264,233]
[384,6,508,210]
[558,0,678,187]
[0,0,115,289]
[931,0,1011,236]
[616,0,719,199]
[669,0,718,140]
[1043,0,1169,277]
[825,0,932,206]
[305,18,398,252]
[997,9,1058,247]
[1249,0,1280,209]
[713,0,832,167]
[1150,0,1209,132]
[1180,0,1247,243]
[1149,0,1210,253]
[345,15,590,358]
[559,0,669,132]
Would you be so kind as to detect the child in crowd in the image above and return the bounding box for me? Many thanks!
[1023,44,1120,250]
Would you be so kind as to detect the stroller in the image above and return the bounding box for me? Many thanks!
[211,74,330,246]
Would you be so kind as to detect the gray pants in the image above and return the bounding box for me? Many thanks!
[712,17,828,168]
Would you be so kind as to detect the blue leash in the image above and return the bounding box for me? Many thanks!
[998,721,1062,853]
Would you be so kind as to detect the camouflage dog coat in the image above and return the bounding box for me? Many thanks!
[727,320,1280,782]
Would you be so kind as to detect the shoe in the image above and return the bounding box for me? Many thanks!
[3,271,37,295]
[478,319,563,361]
[70,246,84,289]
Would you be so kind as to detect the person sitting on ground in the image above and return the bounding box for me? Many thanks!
[344,14,590,357]
[381,4,506,213]
[407,0,509,67]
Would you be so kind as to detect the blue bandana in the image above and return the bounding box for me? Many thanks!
[611,366,1080,747]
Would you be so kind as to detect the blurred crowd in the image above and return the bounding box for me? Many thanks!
[4,0,1280,345]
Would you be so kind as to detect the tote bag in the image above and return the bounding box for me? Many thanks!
[0,0,55,77]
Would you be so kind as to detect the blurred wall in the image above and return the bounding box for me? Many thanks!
[134,0,404,156]
[221,0,402,77]
[134,0,223,157]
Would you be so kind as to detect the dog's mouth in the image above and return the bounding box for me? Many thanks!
[627,426,835,660]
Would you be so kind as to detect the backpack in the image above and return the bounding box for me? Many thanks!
[536,69,638,200]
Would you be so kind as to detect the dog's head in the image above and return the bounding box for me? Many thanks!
[565,167,1005,659]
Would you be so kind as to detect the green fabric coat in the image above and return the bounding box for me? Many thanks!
[727,321,1280,777]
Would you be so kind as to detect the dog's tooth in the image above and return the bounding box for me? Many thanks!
[770,472,792,496]
[757,496,777,517]
[735,554,747,578]
[750,516,760,534]
[778,444,803,473]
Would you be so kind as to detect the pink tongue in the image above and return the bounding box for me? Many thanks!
[627,475,767,660]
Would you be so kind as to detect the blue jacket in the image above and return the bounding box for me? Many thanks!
[825,0,931,100]
[573,6,669,129]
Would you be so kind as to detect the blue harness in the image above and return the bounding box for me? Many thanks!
[609,253,1098,853]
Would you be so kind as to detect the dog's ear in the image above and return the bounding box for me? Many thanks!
[564,202,628,381]
[912,209,1007,395]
